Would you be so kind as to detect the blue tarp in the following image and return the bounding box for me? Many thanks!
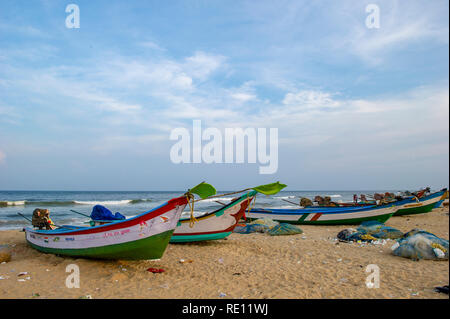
[90,205,126,221]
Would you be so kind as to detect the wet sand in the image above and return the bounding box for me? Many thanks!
[0,207,448,299]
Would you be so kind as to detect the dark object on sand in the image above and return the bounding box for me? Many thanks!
[434,285,449,294]
[337,228,358,241]
[147,268,165,273]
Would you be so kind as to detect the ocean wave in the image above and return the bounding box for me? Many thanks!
[129,199,152,204]
[274,196,296,199]
[73,200,137,205]
[0,199,153,207]
[0,200,26,207]
[325,195,342,198]
[0,219,28,226]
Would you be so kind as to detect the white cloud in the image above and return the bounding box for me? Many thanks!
[183,51,226,80]
[249,85,449,156]
[15,71,143,115]
[96,59,194,91]
[339,2,449,65]
[230,92,257,103]
[282,90,341,109]
[0,23,49,38]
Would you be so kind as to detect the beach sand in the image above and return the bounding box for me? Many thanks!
[0,207,448,299]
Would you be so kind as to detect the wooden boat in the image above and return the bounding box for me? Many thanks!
[24,196,188,260]
[393,189,448,216]
[170,190,257,243]
[246,203,397,225]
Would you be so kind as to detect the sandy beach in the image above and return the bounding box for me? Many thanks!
[0,206,448,299]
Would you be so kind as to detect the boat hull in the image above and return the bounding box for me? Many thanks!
[25,196,188,260]
[27,230,175,260]
[394,190,448,216]
[170,191,256,243]
[246,205,397,225]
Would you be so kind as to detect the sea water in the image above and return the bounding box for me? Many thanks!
[0,190,402,230]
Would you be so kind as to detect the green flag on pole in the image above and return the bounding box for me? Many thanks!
[188,182,217,199]
[252,182,287,195]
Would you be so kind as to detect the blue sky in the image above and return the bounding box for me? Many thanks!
[0,0,448,191]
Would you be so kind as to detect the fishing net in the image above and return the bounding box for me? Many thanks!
[233,224,271,234]
[370,227,404,239]
[356,220,384,233]
[233,218,303,236]
[391,229,449,261]
[338,221,403,242]
[249,218,279,228]
[337,228,358,241]
[267,223,303,236]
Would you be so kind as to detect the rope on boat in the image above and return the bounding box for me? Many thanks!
[185,193,198,228]
[244,191,257,221]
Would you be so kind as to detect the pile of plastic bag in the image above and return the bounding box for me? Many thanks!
[337,221,403,242]
[233,218,303,236]
[391,229,449,261]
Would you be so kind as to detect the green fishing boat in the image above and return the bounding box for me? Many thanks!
[393,189,448,216]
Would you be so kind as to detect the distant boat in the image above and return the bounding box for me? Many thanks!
[24,196,188,260]
[246,203,397,225]
[171,191,257,243]
[393,189,448,216]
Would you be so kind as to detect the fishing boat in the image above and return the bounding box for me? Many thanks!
[393,189,448,216]
[170,190,257,243]
[24,195,189,260]
[246,203,398,225]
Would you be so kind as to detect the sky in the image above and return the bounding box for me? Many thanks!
[0,0,448,191]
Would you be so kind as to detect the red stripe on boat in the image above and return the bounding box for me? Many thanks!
[310,213,322,221]
[29,196,188,236]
